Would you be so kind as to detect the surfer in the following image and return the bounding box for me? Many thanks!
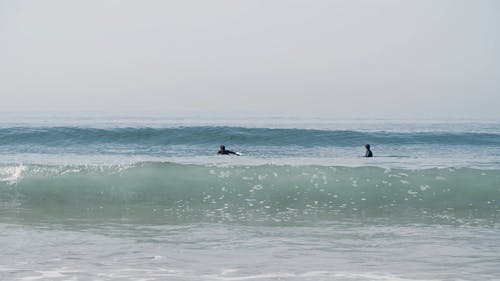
[218,145,240,156]
[364,144,373,157]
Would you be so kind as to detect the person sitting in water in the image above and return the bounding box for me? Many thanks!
[217,145,240,156]
[364,144,373,157]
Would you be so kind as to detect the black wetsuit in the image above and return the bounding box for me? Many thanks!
[218,150,238,155]
[365,149,373,157]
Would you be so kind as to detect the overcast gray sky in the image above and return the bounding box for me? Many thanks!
[0,0,498,118]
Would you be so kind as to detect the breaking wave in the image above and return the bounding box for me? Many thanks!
[1,162,499,224]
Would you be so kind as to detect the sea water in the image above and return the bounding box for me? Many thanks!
[0,114,499,281]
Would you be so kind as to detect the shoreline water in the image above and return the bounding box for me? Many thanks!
[1,116,499,280]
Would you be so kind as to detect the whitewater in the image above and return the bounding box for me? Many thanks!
[0,114,499,281]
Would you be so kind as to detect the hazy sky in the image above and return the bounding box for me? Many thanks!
[0,0,499,118]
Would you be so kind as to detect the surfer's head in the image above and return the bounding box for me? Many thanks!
[365,144,370,149]
[220,145,225,151]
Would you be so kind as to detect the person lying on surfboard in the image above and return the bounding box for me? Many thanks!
[218,145,240,156]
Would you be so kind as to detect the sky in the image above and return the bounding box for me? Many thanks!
[0,0,499,118]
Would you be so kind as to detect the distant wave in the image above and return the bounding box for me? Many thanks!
[1,162,498,224]
[1,126,499,147]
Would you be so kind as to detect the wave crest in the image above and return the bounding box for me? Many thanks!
[1,163,499,224]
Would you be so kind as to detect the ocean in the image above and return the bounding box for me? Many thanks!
[0,114,499,281]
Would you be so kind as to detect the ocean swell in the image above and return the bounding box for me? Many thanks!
[1,126,499,147]
[1,162,499,224]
